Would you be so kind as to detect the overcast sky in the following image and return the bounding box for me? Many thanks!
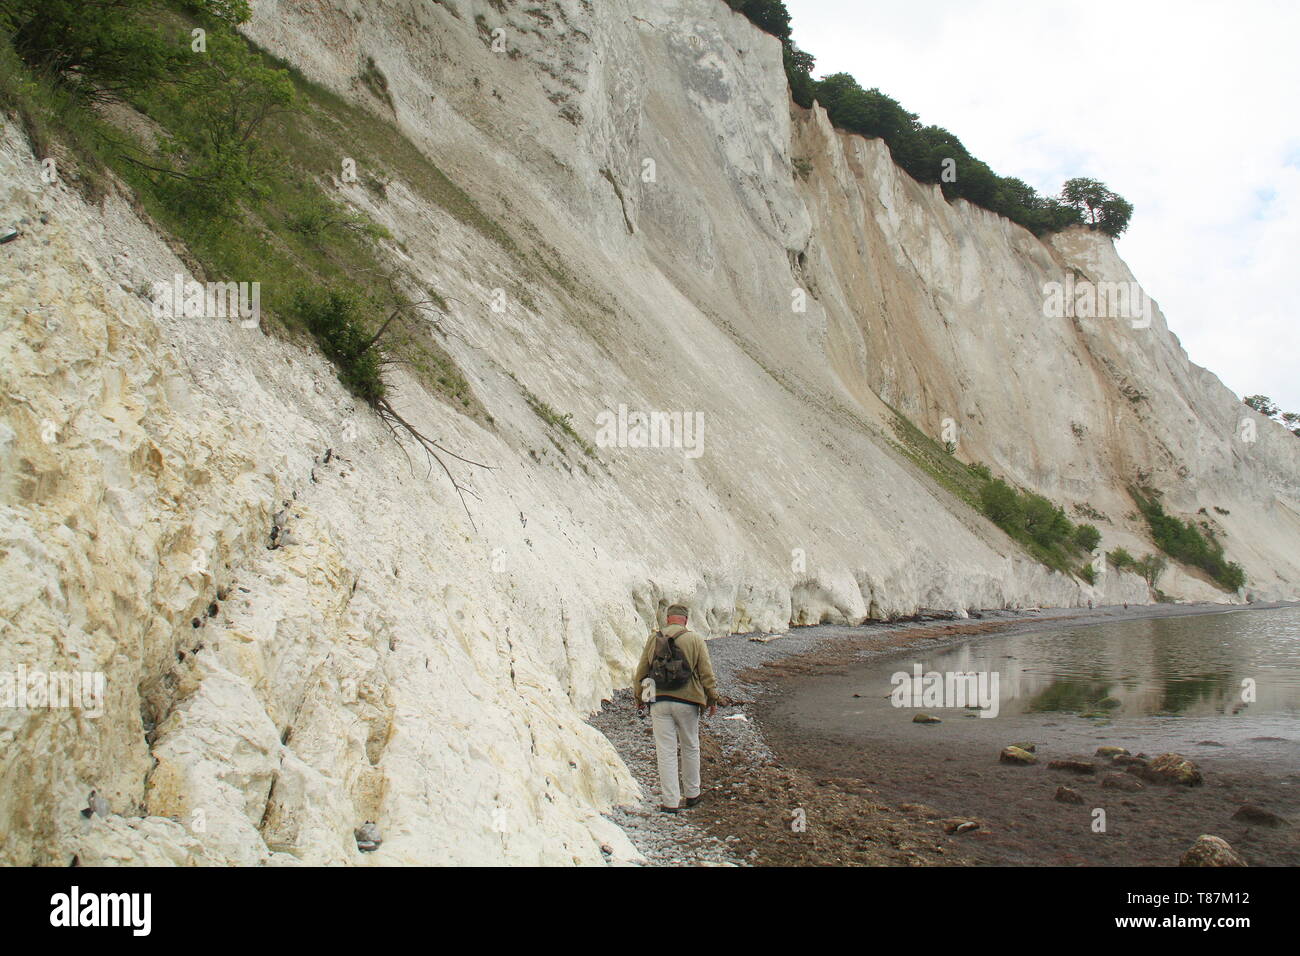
[786,0,1299,414]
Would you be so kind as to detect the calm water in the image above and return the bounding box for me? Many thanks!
[917,606,1300,720]
[777,606,1300,763]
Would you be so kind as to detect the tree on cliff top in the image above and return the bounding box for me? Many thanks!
[1061,177,1134,238]
[725,0,1135,240]
[725,0,792,42]
[1243,394,1281,417]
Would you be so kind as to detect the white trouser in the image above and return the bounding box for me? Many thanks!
[651,700,701,808]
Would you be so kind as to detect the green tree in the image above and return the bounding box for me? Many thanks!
[1243,394,1280,417]
[1061,177,1133,238]
[980,479,1024,532]
[782,42,815,108]
[1135,553,1167,587]
[1,0,250,102]
[140,31,295,211]
[726,0,792,42]
[1020,493,1070,548]
[1098,193,1134,238]
[1073,524,1102,553]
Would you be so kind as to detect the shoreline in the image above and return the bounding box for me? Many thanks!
[589,600,1300,866]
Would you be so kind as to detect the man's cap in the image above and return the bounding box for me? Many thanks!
[665,604,689,619]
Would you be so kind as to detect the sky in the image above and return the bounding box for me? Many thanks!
[786,0,1299,414]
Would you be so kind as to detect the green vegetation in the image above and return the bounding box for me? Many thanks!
[358,55,393,110]
[1061,177,1134,239]
[1073,502,1106,522]
[2,0,489,407]
[1130,487,1245,591]
[1133,553,1167,588]
[1073,524,1102,553]
[1244,395,1300,437]
[1,0,492,518]
[883,411,1101,580]
[516,379,598,463]
[1244,394,1280,417]
[291,287,387,404]
[969,468,1111,577]
[885,411,985,510]
[724,0,1133,237]
[1107,547,1135,571]
[1106,549,1167,590]
[976,477,1093,574]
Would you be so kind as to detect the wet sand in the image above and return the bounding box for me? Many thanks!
[591,601,1300,866]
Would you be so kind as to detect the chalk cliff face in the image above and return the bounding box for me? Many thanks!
[1,0,1295,865]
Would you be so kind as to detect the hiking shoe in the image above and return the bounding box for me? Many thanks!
[658,805,679,814]
[683,795,702,808]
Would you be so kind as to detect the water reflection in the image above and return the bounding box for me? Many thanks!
[916,607,1300,718]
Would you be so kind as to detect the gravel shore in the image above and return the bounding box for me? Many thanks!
[588,601,1298,866]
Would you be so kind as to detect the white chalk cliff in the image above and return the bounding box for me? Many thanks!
[1,0,1296,865]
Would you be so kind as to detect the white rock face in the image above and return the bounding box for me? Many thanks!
[1,0,1294,865]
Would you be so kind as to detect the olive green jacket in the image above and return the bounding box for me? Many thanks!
[632,623,719,707]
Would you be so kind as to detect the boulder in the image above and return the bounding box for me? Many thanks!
[1179,835,1246,867]
[912,713,942,724]
[1000,746,1037,765]
[1095,746,1129,758]
[1142,753,1203,787]
[1054,786,1085,805]
[1231,805,1289,828]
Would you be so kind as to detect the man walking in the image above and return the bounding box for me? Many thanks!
[632,604,719,813]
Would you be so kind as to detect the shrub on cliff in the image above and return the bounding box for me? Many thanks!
[976,474,1101,578]
[1022,493,1072,549]
[1073,524,1102,553]
[1130,488,1245,591]
[0,0,250,103]
[140,31,295,213]
[1,0,293,213]
[292,287,387,405]
[980,479,1024,532]
[1134,553,1167,588]
[1243,395,1280,417]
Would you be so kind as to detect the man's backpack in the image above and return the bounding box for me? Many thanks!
[649,629,693,691]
